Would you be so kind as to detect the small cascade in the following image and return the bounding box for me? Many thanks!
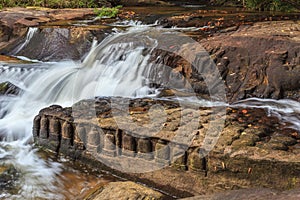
[0,23,300,199]
[0,26,166,199]
[12,27,38,55]
[0,27,162,141]
[0,64,48,91]
[232,98,300,130]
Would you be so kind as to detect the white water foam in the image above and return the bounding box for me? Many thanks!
[0,26,162,199]
[232,98,300,130]
[1,24,299,198]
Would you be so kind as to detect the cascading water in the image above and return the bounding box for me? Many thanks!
[12,27,38,55]
[1,23,300,199]
[232,98,300,130]
[0,25,166,199]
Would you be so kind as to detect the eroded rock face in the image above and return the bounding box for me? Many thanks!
[5,27,94,61]
[154,21,300,102]
[33,97,300,197]
[0,8,96,49]
[201,21,300,102]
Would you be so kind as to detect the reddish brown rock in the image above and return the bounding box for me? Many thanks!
[0,7,96,54]
[200,21,300,102]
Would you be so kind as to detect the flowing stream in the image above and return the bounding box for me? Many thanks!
[0,23,300,199]
[0,25,167,199]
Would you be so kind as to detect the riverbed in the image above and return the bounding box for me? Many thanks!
[0,4,300,199]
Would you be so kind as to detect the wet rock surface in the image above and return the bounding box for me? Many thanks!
[33,97,300,197]
[152,20,300,102]
[3,27,97,61]
[0,165,19,193]
[0,82,21,96]
[201,21,300,102]
[1,8,299,101]
[0,8,115,61]
[0,8,95,48]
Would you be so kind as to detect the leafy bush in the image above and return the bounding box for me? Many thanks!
[245,0,297,11]
[0,0,108,8]
[94,5,122,18]
[211,0,299,11]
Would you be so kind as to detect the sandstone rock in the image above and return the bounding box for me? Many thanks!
[0,8,105,60]
[33,97,300,197]
[1,25,113,61]
[145,20,300,102]
[86,181,165,200]
[201,21,300,102]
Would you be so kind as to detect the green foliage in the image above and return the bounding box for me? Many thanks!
[211,0,300,11]
[244,0,297,11]
[0,0,104,8]
[94,5,122,18]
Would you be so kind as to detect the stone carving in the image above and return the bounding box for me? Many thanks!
[33,97,300,196]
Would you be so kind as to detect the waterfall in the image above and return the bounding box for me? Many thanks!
[0,28,151,199]
[12,27,38,55]
[0,26,166,199]
[0,27,162,140]
[1,24,299,199]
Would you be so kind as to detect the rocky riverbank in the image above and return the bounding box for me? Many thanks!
[201,20,300,102]
[147,20,300,102]
[0,5,299,199]
[33,97,300,198]
[1,7,299,101]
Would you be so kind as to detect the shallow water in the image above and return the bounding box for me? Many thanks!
[0,11,299,199]
[0,145,118,199]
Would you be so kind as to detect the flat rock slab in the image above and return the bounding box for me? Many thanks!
[33,97,300,197]
[0,7,95,27]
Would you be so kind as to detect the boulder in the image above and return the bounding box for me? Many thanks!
[86,181,165,200]
[0,8,97,56]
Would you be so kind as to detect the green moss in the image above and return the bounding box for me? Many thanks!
[0,82,8,94]
[289,177,299,189]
